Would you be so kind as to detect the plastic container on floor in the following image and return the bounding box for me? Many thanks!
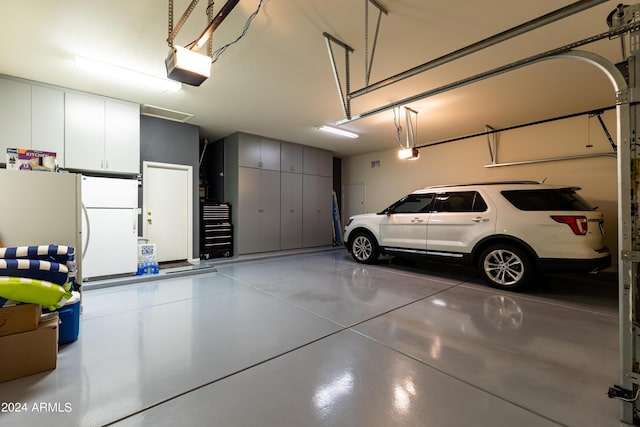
[44,291,80,344]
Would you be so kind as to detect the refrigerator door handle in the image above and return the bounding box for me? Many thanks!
[132,209,138,234]
[82,203,91,260]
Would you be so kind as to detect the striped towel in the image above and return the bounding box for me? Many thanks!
[0,245,75,264]
[0,259,74,286]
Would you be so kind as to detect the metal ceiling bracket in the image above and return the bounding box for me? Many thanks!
[622,250,640,262]
[485,125,498,164]
[617,87,635,105]
[191,0,240,52]
[167,0,240,53]
[207,0,214,57]
[404,107,418,150]
[592,111,617,151]
[324,33,355,119]
[364,0,388,86]
[168,0,201,47]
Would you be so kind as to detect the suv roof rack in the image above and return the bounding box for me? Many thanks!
[425,181,542,189]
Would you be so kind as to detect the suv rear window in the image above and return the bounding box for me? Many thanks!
[501,188,593,211]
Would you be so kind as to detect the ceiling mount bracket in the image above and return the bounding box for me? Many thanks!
[364,0,388,86]
[324,33,355,119]
[485,125,499,164]
[323,0,388,121]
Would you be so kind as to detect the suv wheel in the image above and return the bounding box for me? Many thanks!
[350,232,379,264]
[478,244,533,290]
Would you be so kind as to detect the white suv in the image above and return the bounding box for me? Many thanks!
[343,181,611,290]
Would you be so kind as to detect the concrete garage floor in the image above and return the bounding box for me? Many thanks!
[0,249,628,427]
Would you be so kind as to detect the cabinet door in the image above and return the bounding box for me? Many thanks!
[303,146,333,176]
[237,167,262,254]
[259,169,281,251]
[237,168,281,254]
[238,134,280,170]
[281,142,303,173]
[238,134,262,168]
[105,99,140,173]
[0,78,31,156]
[281,172,303,249]
[65,92,105,171]
[259,138,280,170]
[32,86,64,165]
[303,174,333,247]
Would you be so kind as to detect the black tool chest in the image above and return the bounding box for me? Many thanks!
[200,202,233,259]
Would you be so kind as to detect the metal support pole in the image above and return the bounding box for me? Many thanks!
[617,53,635,423]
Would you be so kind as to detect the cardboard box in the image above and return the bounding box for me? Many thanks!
[0,304,41,337]
[0,313,58,382]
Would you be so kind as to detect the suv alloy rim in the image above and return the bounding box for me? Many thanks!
[353,235,372,261]
[483,248,524,286]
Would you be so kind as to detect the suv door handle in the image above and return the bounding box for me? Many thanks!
[411,218,424,223]
[472,217,489,223]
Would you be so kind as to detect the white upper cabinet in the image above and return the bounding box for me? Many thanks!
[65,92,140,174]
[105,99,140,173]
[32,85,65,165]
[0,78,31,156]
[64,92,105,171]
[0,77,65,165]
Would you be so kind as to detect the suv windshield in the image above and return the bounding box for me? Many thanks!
[501,188,594,211]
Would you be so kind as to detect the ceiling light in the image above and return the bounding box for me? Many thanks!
[75,56,182,93]
[165,46,212,86]
[318,125,359,139]
[398,148,419,160]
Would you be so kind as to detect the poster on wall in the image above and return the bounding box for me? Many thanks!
[6,148,57,171]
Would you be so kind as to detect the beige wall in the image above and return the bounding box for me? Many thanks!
[342,109,619,268]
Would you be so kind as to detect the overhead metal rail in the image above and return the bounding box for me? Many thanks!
[325,0,608,122]
[336,20,640,125]
[351,0,608,99]
[416,105,617,154]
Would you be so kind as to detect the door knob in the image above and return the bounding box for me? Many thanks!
[147,218,153,224]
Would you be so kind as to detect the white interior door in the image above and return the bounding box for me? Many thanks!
[343,183,365,222]
[143,162,193,263]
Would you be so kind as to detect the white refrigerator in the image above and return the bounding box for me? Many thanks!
[81,176,139,279]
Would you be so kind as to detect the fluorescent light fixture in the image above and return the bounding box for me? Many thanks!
[318,125,359,139]
[398,147,419,160]
[165,46,212,86]
[75,56,182,93]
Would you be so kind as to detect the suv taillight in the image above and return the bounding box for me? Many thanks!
[551,215,588,235]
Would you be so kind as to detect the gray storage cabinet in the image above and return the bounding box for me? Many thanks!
[225,132,333,255]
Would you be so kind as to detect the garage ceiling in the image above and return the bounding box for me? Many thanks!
[0,0,625,157]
